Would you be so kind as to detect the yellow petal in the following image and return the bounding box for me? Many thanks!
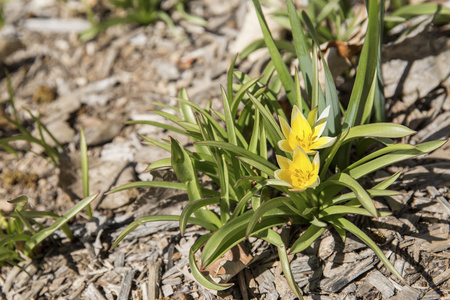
[292,147,312,171]
[307,106,318,127]
[289,187,307,192]
[278,140,294,153]
[274,169,293,186]
[291,107,312,137]
[275,155,292,170]
[316,105,331,124]
[311,136,336,150]
[308,176,320,189]
[312,120,327,140]
[279,117,292,140]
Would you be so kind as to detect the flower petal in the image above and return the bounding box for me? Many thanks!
[278,140,294,153]
[292,147,311,171]
[307,106,318,127]
[316,105,331,124]
[289,187,307,192]
[312,120,327,140]
[279,117,292,140]
[275,155,292,170]
[274,169,293,187]
[312,136,336,150]
[291,106,311,137]
[308,176,320,189]
[312,152,320,167]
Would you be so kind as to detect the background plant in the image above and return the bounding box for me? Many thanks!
[0,77,63,166]
[108,0,445,298]
[0,194,97,267]
[384,2,450,32]
[79,0,206,41]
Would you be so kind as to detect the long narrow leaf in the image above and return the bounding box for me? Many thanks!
[325,173,378,216]
[189,234,234,290]
[24,193,99,254]
[179,197,221,235]
[110,215,217,251]
[348,140,446,179]
[325,216,403,280]
[278,244,304,299]
[251,0,296,105]
[195,141,278,172]
[290,225,326,254]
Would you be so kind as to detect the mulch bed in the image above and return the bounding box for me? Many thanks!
[1,1,449,299]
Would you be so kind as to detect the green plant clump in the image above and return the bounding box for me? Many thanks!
[0,194,97,266]
[108,0,445,298]
[80,0,206,41]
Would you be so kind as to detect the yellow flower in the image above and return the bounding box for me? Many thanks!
[274,147,320,192]
[278,105,336,154]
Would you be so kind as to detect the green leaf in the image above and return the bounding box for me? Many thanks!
[246,93,284,143]
[126,120,186,135]
[171,137,222,228]
[319,206,378,218]
[286,0,314,111]
[251,0,296,106]
[325,173,378,217]
[330,189,400,205]
[189,234,234,290]
[171,137,197,183]
[343,0,381,127]
[202,210,290,268]
[140,134,171,152]
[106,181,186,194]
[239,39,296,60]
[246,196,294,236]
[348,140,446,180]
[232,182,290,220]
[325,216,403,281]
[24,193,99,255]
[372,171,402,190]
[342,123,416,143]
[278,243,304,299]
[195,141,278,172]
[180,197,221,235]
[144,158,172,172]
[110,215,217,251]
[175,97,227,141]
[344,144,416,171]
[254,228,284,247]
[290,225,326,254]
[236,156,274,177]
[231,76,262,118]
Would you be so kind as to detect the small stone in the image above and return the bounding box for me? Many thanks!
[161,285,173,297]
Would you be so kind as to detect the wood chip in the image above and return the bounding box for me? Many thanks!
[427,186,450,215]
[147,258,161,300]
[391,286,421,300]
[84,283,107,300]
[433,268,450,286]
[320,256,377,292]
[366,270,396,298]
[118,269,136,300]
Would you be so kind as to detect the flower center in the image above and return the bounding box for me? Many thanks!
[292,168,314,187]
[295,132,312,150]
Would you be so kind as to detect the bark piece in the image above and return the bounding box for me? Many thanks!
[391,286,420,300]
[320,256,377,292]
[148,258,162,300]
[118,269,136,300]
[366,270,395,298]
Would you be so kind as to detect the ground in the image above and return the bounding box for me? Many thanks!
[0,0,450,299]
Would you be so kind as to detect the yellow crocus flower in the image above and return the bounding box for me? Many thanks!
[274,147,320,192]
[278,105,336,154]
